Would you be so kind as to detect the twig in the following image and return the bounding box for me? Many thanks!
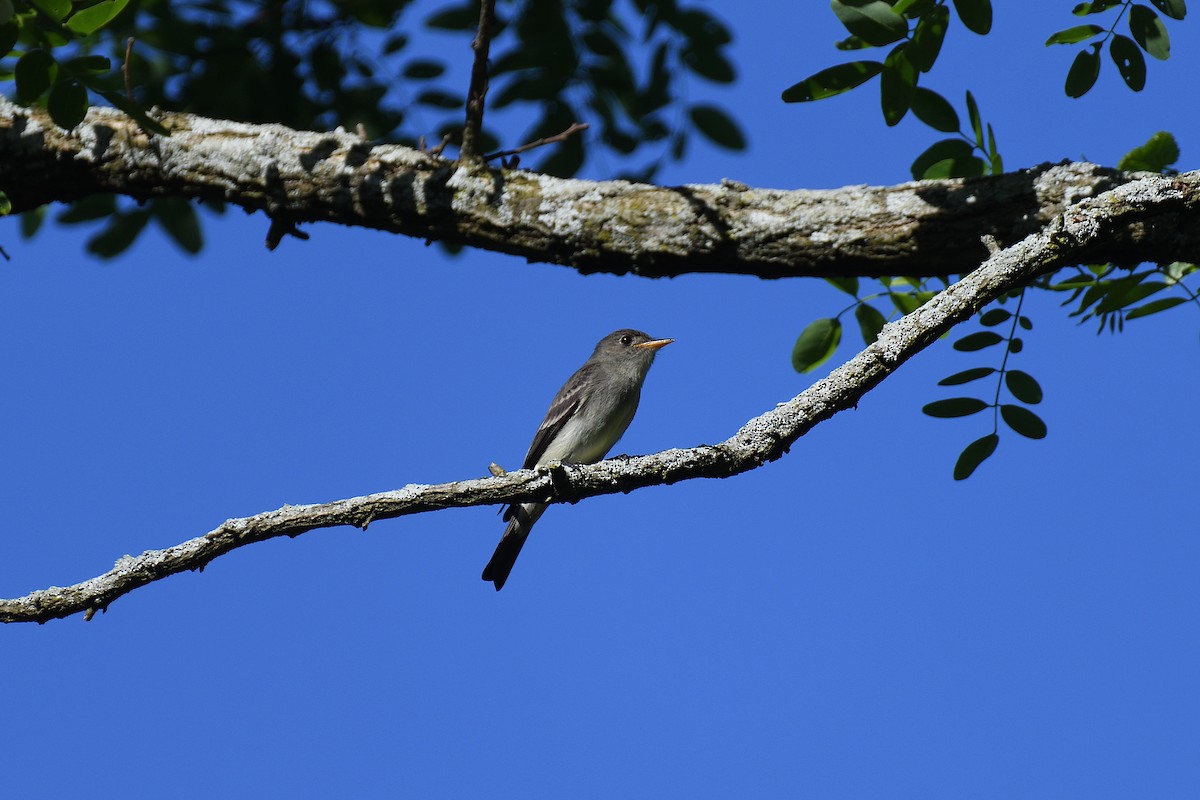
[484,122,589,163]
[266,216,310,250]
[123,37,135,100]
[459,0,496,163]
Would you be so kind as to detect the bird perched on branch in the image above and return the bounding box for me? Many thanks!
[483,329,673,590]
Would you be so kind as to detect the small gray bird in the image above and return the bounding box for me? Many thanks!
[483,329,673,590]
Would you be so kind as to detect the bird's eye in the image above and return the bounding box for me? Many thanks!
[620,334,632,345]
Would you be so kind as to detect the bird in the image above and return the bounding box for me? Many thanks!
[482,329,673,590]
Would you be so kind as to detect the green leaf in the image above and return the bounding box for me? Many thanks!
[1005,370,1043,404]
[1046,24,1104,44]
[880,43,916,126]
[1065,43,1102,98]
[402,60,445,80]
[1129,4,1171,59]
[792,318,842,373]
[688,104,746,150]
[62,55,112,75]
[781,61,882,102]
[154,198,202,254]
[954,434,999,480]
[1018,316,1033,330]
[1008,338,1024,353]
[965,91,984,148]
[895,0,938,16]
[911,138,985,179]
[890,291,921,314]
[938,367,997,385]
[1073,1,1124,14]
[1150,0,1187,20]
[855,302,887,344]
[57,194,116,223]
[986,123,1003,174]
[87,211,150,258]
[681,45,736,83]
[1000,405,1047,439]
[952,0,993,33]
[20,206,47,238]
[1118,131,1180,172]
[1109,34,1147,89]
[66,0,130,35]
[826,276,859,296]
[15,49,56,104]
[923,397,989,417]
[907,5,949,72]
[1125,295,1188,319]
[979,308,1011,326]
[0,20,19,56]
[910,87,959,132]
[954,331,1003,351]
[425,4,477,30]
[47,78,87,129]
[830,0,908,47]
[29,0,70,21]
[0,191,10,215]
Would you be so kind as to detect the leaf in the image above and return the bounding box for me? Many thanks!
[1118,130,1180,172]
[0,190,9,215]
[965,91,983,148]
[781,61,882,102]
[1109,34,1147,89]
[855,302,887,344]
[16,49,56,105]
[791,318,842,373]
[1046,24,1104,44]
[1005,370,1043,404]
[21,206,46,237]
[1000,405,1048,439]
[910,138,981,180]
[986,123,1003,174]
[416,90,462,109]
[880,43,916,126]
[1150,0,1187,20]
[923,397,989,417]
[0,20,19,56]
[1125,295,1188,319]
[154,198,202,254]
[57,194,116,223]
[1129,4,1171,59]
[979,309,1011,326]
[952,0,993,34]
[830,0,908,47]
[1065,43,1102,98]
[938,367,997,386]
[1018,316,1033,330]
[29,0,70,21]
[688,104,746,150]
[907,5,949,72]
[826,276,859,296]
[910,87,959,132]
[62,55,112,75]
[1095,280,1166,313]
[87,211,150,258]
[954,434,999,480]
[1073,1,1125,13]
[1008,338,1024,353]
[890,291,921,314]
[954,331,1003,351]
[402,60,444,80]
[66,0,130,35]
[425,4,477,30]
[47,78,88,129]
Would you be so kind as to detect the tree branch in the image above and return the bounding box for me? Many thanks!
[3,100,1195,278]
[4,170,1195,623]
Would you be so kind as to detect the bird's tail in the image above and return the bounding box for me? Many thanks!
[482,502,546,590]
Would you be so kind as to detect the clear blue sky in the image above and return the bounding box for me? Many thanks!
[4,3,1199,798]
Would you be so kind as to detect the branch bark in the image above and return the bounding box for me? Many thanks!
[2,99,1194,278]
[4,169,1198,623]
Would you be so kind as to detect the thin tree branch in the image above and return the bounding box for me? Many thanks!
[484,122,588,163]
[459,0,496,163]
[3,171,1196,624]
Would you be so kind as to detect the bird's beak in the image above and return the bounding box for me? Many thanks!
[633,338,674,351]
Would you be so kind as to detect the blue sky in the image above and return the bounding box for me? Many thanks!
[3,3,1199,798]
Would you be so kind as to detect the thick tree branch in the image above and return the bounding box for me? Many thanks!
[3,100,1196,278]
[3,171,1196,623]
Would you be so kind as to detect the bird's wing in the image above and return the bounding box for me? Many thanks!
[521,362,593,469]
